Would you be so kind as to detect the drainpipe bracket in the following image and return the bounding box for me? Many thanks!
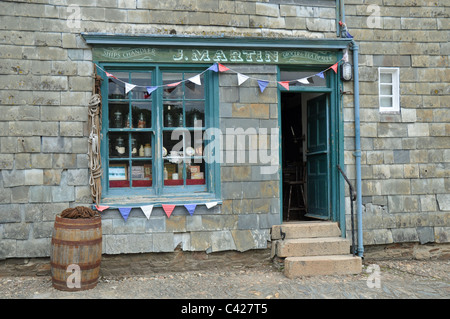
[353,150,361,158]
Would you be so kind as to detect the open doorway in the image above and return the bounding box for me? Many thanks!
[281,91,330,222]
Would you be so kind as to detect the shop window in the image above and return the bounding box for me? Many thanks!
[378,67,400,113]
[101,66,219,200]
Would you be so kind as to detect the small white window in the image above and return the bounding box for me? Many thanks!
[378,67,400,113]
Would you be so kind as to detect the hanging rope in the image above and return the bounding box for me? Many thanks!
[88,70,103,205]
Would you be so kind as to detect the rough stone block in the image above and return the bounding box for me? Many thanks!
[211,230,236,252]
[29,186,52,203]
[16,238,50,258]
[391,228,418,243]
[190,231,211,251]
[152,232,174,252]
[238,214,258,230]
[417,226,435,244]
[437,194,450,211]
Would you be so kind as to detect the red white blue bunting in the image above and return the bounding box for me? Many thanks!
[95,59,342,95]
[94,202,218,222]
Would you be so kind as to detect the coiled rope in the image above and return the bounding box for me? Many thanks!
[88,92,103,205]
[61,206,100,219]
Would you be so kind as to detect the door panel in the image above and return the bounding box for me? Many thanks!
[306,94,330,220]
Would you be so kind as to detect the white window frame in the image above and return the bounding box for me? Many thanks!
[378,67,400,113]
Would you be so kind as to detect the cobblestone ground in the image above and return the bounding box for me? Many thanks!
[0,260,448,299]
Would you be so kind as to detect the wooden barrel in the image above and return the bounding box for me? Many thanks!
[50,214,102,291]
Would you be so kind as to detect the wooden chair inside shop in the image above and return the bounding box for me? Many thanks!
[283,161,307,221]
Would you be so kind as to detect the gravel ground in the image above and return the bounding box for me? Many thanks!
[0,260,448,300]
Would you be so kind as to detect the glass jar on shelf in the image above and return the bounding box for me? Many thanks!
[115,137,126,156]
[113,111,123,128]
[138,113,146,128]
[131,138,137,156]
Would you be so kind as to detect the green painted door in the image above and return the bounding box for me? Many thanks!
[306,94,330,220]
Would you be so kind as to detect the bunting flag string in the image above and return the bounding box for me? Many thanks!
[95,58,343,96]
[93,201,220,222]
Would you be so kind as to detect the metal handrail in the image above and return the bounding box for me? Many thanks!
[337,165,356,256]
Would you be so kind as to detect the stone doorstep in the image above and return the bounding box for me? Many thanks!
[275,237,351,258]
[284,255,362,278]
[271,221,341,240]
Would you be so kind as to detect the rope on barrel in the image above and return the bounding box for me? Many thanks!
[60,206,100,219]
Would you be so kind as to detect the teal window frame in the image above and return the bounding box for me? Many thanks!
[98,63,221,204]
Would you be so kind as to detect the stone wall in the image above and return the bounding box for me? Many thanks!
[342,1,450,247]
[0,0,323,259]
[0,0,449,260]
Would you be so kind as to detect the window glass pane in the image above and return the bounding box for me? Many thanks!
[108,72,128,99]
[380,84,393,96]
[109,133,129,158]
[380,73,392,84]
[380,96,393,108]
[163,130,189,155]
[132,132,152,158]
[164,159,183,186]
[164,102,183,127]
[185,73,205,99]
[186,101,205,127]
[109,161,129,188]
[130,72,151,99]
[163,73,183,98]
[280,71,326,87]
[109,102,128,128]
[131,102,152,129]
[186,159,206,185]
[131,160,152,187]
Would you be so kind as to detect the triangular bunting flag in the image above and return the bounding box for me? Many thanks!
[331,63,338,74]
[162,204,176,218]
[316,72,325,79]
[207,63,218,72]
[188,74,202,86]
[184,204,197,216]
[237,73,249,86]
[346,31,353,39]
[146,86,158,95]
[118,207,132,222]
[218,63,230,72]
[205,202,218,209]
[297,78,310,85]
[141,205,154,220]
[308,77,314,84]
[105,71,117,79]
[95,205,110,212]
[278,81,290,90]
[168,82,181,87]
[257,80,269,93]
[125,83,136,94]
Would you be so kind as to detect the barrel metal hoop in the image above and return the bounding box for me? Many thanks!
[50,260,101,270]
[51,237,102,246]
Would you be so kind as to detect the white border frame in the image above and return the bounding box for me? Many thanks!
[378,67,400,113]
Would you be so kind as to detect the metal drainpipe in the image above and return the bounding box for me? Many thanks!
[351,41,364,258]
[339,0,364,258]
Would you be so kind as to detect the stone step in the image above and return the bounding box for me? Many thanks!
[275,237,351,257]
[271,221,341,240]
[284,255,362,278]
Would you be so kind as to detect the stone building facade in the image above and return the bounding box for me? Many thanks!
[0,0,448,260]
